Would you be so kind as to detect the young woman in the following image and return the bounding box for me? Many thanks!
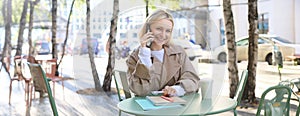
[126,9,200,96]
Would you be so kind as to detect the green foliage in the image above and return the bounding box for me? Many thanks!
[148,0,182,10]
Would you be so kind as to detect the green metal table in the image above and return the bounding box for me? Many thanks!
[117,93,237,116]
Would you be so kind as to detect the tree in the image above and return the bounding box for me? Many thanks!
[102,0,119,91]
[86,0,102,91]
[51,0,58,59]
[222,0,239,98]
[57,0,75,70]
[1,0,12,75]
[244,0,258,103]
[15,0,29,56]
[145,0,149,17]
[27,0,40,56]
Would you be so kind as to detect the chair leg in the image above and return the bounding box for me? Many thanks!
[25,81,31,107]
[296,101,300,116]
[52,81,55,98]
[9,80,13,105]
[234,109,237,116]
[119,109,122,116]
[29,83,33,107]
[62,80,65,100]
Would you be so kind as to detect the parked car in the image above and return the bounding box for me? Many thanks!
[259,34,300,64]
[212,36,295,65]
[172,39,203,61]
[35,41,51,55]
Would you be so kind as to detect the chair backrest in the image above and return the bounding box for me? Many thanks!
[233,70,248,106]
[27,63,58,116]
[14,56,23,80]
[256,85,292,116]
[45,59,58,78]
[113,70,131,101]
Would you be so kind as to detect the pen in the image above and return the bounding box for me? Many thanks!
[161,96,174,102]
[151,91,164,95]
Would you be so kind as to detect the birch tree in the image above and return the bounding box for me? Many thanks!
[222,0,239,98]
[102,0,119,91]
[57,0,75,69]
[1,0,12,74]
[15,0,29,56]
[86,0,102,91]
[244,0,258,103]
[51,0,58,59]
[28,0,40,56]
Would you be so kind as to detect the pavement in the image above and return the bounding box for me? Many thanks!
[1,55,300,116]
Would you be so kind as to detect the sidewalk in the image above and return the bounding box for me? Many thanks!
[1,55,299,115]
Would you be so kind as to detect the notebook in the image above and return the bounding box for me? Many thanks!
[146,96,187,106]
[135,99,182,111]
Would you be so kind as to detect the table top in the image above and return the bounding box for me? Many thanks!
[117,93,237,116]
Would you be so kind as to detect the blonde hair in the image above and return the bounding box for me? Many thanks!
[139,9,174,45]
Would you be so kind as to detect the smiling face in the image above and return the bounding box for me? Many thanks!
[149,19,173,50]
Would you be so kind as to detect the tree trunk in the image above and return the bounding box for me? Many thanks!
[28,0,40,56]
[223,0,239,98]
[245,0,258,103]
[1,0,12,75]
[58,0,75,68]
[52,0,58,59]
[15,0,29,56]
[86,0,102,91]
[145,0,149,17]
[102,0,119,91]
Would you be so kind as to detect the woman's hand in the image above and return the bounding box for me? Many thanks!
[162,86,176,97]
[140,32,154,47]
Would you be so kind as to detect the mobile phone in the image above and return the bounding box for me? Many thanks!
[146,24,152,48]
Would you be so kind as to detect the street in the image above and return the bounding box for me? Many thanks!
[1,55,299,115]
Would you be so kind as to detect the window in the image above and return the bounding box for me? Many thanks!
[132,33,137,38]
[81,25,84,30]
[258,13,269,34]
[93,33,101,38]
[120,33,126,38]
[236,39,249,46]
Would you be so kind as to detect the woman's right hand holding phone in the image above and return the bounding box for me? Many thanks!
[141,32,154,47]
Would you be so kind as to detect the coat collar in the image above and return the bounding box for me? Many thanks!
[164,44,182,57]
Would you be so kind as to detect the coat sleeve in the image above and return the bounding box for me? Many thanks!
[126,48,152,96]
[176,48,200,93]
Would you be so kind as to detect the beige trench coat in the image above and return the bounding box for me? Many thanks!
[126,44,200,96]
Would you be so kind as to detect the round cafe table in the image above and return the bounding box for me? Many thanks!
[117,93,237,116]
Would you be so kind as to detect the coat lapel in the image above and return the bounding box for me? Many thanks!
[163,46,181,84]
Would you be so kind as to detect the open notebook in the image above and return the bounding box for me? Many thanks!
[135,99,183,111]
[146,96,187,106]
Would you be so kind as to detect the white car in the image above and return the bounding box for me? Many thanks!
[213,36,295,65]
[259,34,300,64]
[172,39,203,61]
[259,34,300,55]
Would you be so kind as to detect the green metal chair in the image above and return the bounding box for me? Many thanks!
[290,78,300,116]
[113,69,132,116]
[279,79,300,116]
[113,69,132,101]
[233,70,248,116]
[256,85,292,116]
[113,70,131,101]
[28,63,59,116]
